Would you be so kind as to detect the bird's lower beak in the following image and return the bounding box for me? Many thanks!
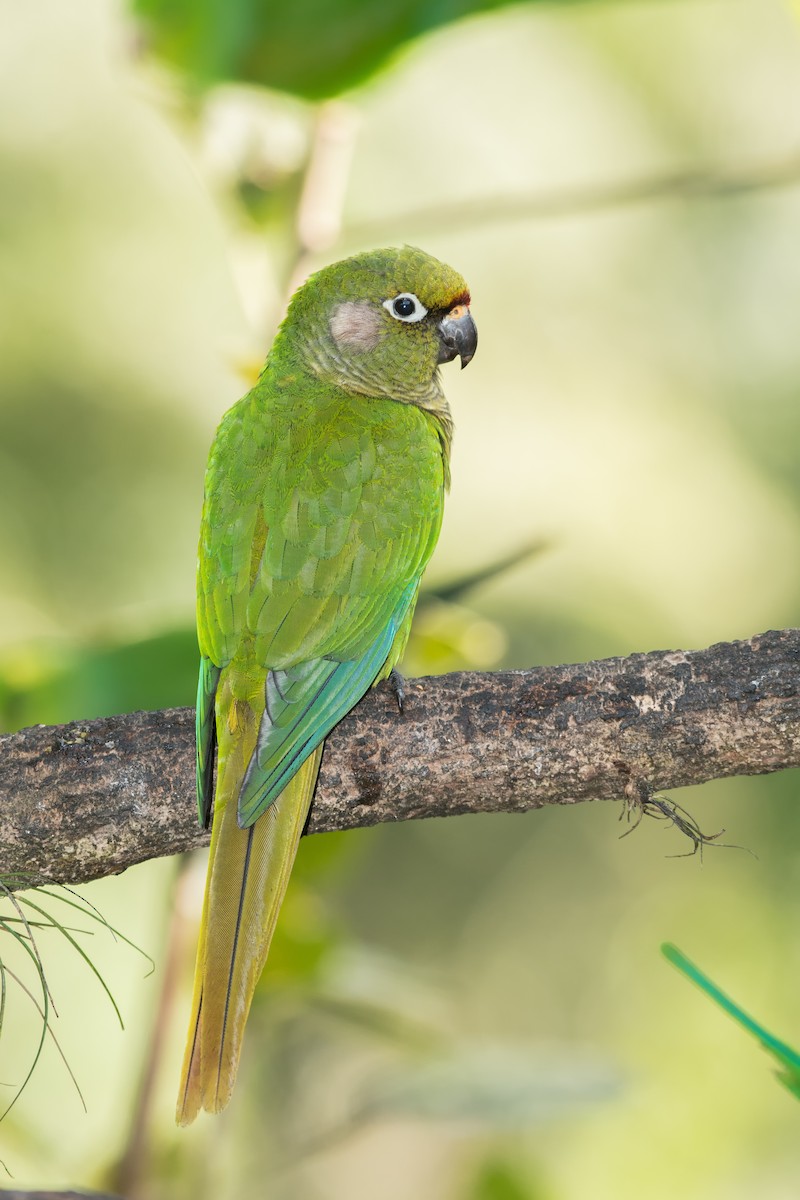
[437,304,477,369]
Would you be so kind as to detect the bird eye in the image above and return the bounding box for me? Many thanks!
[383,293,428,323]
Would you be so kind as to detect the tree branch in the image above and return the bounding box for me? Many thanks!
[1,629,798,888]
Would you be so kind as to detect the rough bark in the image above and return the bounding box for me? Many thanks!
[1,629,798,888]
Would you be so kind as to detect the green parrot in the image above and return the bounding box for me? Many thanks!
[177,246,477,1123]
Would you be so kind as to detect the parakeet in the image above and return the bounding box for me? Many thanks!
[177,246,477,1124]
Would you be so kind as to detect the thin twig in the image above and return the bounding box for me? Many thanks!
[286,99,361,296]
[108,856,188,1198]
[347,151,800,239]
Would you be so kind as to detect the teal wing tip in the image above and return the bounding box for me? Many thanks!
[236,757,304,828]
[235,751,283,829]
[237,792,261,830]
[236,753,294,828]
[662,942,800,1094]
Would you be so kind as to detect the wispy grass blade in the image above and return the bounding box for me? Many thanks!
[15,895,124,1029]
[37,886,154,974]
[0,924,51,1122]
[0,875,149,1127]
[1,964,86,1115]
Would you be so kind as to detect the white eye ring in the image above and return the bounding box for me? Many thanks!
[383,293,428,323]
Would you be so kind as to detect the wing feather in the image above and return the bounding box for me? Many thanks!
[236,580,418,827]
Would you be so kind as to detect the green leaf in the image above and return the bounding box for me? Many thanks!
[662,943,800,1101]
[130,0,548,99]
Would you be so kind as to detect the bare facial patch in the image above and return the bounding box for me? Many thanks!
[330,301,384,351]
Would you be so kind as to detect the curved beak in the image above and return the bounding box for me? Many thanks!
[437,304,477,369]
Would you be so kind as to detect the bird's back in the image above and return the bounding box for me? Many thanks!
[198,378,448,677]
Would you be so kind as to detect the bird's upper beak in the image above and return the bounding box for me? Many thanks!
[437,303,477,369]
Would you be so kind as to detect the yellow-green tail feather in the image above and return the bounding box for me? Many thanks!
[177,740,323,1125]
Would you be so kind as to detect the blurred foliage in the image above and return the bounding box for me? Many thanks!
[467,1157,548,1200]
[133,0,538,99]
[2,0,800,1196]
[346,1043,618,1127]
[0,631,198,731]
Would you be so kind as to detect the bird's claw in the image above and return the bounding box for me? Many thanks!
[389,668,406,713]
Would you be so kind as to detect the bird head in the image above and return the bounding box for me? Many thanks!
[278,246,477,408]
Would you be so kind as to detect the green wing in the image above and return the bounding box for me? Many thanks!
[237,578,417,826]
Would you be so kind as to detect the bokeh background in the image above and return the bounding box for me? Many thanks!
[1,0,800,1195]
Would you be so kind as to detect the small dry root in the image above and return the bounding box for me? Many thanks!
[614,763,736,858]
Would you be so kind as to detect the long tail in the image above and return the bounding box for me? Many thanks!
[176,743,323,1125]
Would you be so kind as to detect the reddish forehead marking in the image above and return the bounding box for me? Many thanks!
[449,290,471,308]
